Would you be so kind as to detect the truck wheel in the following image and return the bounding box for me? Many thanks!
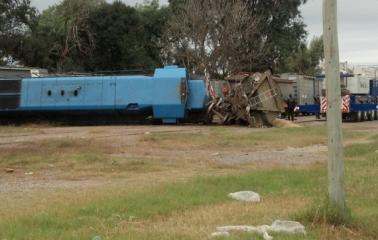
[362,111,368,121]
[367,111,374,121]
[366,111,374,121]
[355,111,362,122]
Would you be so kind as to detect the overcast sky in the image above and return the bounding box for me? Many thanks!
[30,0,378,64]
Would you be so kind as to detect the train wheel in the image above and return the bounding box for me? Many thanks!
[367,111,374,121]
[374,110,378,120]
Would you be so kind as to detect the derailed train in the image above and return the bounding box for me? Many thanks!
[0,66,208,123]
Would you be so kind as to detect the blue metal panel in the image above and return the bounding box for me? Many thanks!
[54,78,85,107]
[350,103,376,112]
[115,76,153,110]
[154,65,187,79]
[188,80,208,110]
[102,77,116,107]
[153,105,186,123]
[151,66,189,121]
[24,79,42,108]
[41,81,57,106]
[83,77,103,106]
[298,104,320,113]
[20,80,28,107]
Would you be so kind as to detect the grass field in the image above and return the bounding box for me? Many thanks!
[0,124,377,239]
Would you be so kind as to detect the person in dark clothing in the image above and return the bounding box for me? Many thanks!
[286,94,296,121]
[314,95,321,119]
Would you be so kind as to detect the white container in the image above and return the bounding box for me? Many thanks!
[346,76,370,94]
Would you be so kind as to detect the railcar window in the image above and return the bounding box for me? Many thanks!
[74,90,79,96]
[61,90,65,96]
[47,90,52,96]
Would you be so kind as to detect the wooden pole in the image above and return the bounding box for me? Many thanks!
[323,0,346,215]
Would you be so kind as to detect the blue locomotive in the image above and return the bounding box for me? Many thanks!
[0,66,208,123]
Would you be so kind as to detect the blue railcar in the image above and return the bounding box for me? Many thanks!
[0,66,208,123]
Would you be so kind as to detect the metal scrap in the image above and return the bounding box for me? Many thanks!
[207,71,285,127]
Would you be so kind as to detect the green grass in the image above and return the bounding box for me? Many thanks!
[0,168,325,240]
[2,147,376,240]
[0,127,377,239]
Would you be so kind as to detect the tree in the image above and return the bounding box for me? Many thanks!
[85,1,145,71]
[137,0,170,69]
[52,0,104,72]
[279,36,324,75]
[163,0,262,78]
[21,0,104,72]
[0,0,37,65]
[165,0,308,77]
[248,0,308,70]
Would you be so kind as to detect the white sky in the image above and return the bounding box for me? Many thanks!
[31,0,378,64]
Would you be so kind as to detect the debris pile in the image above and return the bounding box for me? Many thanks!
[207,71,285,127]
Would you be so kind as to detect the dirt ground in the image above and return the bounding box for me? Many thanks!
[0,116,377,218]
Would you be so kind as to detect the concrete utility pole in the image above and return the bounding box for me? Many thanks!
[323,0,346,215]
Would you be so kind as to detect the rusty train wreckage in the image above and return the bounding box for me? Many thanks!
[207,71,285,127]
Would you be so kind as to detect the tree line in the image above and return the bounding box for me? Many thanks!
[0,0,323,77]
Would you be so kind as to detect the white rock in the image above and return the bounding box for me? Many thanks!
[214,220,306,240]
[228,191,261,202]
[256,225,271,234]
[211,231,230,238]
[269,220,306,234]
[216,225,257,233]
[263,231,273,240]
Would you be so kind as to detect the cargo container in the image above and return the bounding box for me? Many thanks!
[279,73,322,106]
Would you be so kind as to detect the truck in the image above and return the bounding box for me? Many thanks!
[294,73,378,121]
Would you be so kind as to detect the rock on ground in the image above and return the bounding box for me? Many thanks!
[212,220,306,239]
[228,191,261,202]
[269,220,306,234]
[211,231,230,237]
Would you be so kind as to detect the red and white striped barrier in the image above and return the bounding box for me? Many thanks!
[320,95,350,113]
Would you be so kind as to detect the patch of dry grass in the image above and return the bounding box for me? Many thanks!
[141,126,367,152]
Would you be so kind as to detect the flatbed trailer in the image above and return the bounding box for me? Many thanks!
[298,95,378,121]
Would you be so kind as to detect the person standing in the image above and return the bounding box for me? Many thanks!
[286,94,296,121]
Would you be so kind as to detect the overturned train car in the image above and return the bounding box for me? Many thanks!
[0,66,208,124]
